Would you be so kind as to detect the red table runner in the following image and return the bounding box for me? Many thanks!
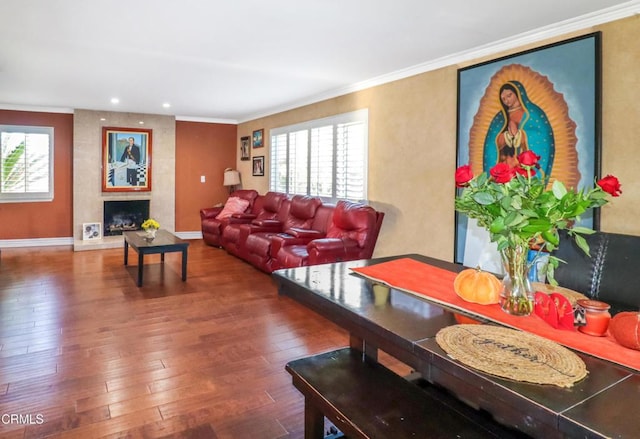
[351,258,640,372]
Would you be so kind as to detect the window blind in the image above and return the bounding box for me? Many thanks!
[269,109,368,202]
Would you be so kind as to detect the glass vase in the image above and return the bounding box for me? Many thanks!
[499,244,534,316]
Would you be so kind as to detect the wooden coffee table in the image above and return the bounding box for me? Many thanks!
[123,229,189,286]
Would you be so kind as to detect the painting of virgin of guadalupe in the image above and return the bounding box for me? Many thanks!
[455,33,601,269]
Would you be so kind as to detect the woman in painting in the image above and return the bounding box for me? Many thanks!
[483,80,555,178]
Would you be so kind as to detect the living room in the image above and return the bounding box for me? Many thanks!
[1,14,638,259]
[1,2,640,438]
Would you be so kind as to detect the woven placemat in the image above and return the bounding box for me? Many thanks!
[436,325,588,388]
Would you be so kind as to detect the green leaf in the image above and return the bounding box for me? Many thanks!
[552,180,567,199]
[574,234,591,257]
[542,229,560,246]
[571,226,595,235]
[489,217,505,234]
[472,192,495,205]
[504,211,526,227]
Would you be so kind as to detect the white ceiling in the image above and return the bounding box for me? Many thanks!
[1,0,638,123]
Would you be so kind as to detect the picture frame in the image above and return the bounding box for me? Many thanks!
[252,156,265,176]
[240,136,251,161]
[252,129,264,148]
[82,222,102,240]
[454,32,602,270]
[102,127,152,192]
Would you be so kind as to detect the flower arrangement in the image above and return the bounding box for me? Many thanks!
[455,150,621,315]
[141,218,160,231]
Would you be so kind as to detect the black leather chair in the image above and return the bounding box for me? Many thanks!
[553,230,640,315]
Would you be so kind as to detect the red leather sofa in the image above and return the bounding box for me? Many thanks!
[200,191,384,273]
[200,189,259,247]
[222,191,288,258]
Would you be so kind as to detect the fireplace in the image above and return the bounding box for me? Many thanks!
[103,200,150,236]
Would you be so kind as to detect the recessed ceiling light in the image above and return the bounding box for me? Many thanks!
[100,118,106,121]
[162,102,171,108]
[139,121,144,125]
[110,97,119,104]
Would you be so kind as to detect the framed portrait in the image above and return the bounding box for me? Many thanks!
[102,127,152,192]
[252,129,264,148]
[252,156,265,176]
[82,222,102,240]
[454,32,602,271]
[240,136,250,161]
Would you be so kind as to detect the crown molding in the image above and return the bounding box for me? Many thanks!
[0,103,74,114]
[175,115,237,124]
[239,1,640,123]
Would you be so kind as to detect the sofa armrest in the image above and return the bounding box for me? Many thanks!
[251,219,284,231]
[270,231,323,258]
[307,238,360,264]
[200,207,224,220]
[232,212,257,220]
[286,227,326,240]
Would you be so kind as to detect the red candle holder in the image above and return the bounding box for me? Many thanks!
[577,299,611,337]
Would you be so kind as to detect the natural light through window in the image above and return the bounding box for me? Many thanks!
[269,109,368,202]
[1,125,54,202]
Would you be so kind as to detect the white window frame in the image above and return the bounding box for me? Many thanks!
[269,109,368,203]
[0,124,54,203]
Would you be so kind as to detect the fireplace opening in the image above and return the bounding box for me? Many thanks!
[103,200,150,236]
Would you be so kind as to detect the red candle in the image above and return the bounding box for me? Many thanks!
[577,299,611,337]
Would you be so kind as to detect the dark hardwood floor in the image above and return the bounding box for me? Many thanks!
[0,240,407,438]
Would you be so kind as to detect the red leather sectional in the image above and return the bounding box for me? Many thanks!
[200,190,384,273]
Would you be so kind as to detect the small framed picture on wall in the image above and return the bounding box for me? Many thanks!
[252,156,265,176]
[252,129,264,148]
[240,136,250,161]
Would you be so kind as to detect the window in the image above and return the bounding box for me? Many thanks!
[270,109,368,202]
[1,125,54,202]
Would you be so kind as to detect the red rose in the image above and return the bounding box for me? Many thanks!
[515,166,536,177]
[597,175,622,197]
[455,165,473,187]
[517,150,541,167]
[490,163,516,183]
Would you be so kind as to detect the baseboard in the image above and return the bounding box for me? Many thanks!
[175,231,203,240]
[0,237,74,248]
[0,231,203,248]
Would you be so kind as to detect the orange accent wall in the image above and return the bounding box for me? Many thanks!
[175,121,237,232]
[0,110,74,239]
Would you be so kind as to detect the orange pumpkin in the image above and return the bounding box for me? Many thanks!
[453,268,501,305]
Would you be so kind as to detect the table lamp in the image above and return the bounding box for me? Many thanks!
[223,168,241,194]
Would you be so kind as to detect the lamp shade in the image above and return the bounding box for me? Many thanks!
[223,169,241,186]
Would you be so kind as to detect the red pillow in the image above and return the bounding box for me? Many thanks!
[216,197,250,220]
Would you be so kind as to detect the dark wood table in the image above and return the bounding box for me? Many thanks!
[273,254,640,438]
[123,230,189,286]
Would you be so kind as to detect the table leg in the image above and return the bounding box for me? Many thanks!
[137,252,144,287]
[124,240,129,265]
[181,249,188,281]
[350,334,378,361]
[304,401,324,439]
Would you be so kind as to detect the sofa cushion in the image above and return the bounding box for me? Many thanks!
[261,192,286,216]
[285,195,322,230]
[216,197,250,220]
[327,201,376,247]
